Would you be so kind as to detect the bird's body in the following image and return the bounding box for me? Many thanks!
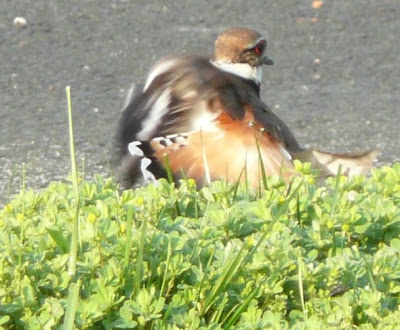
[117,28,376,188]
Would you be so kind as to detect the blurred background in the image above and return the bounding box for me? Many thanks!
[1,0,399,204]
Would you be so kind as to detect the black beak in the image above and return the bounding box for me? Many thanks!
[262,55,274,65]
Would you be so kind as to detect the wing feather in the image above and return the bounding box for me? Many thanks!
[117,54,375,187]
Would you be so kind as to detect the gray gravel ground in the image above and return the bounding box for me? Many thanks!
[1,1,399,205]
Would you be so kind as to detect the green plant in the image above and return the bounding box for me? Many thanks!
[0,163,399,328]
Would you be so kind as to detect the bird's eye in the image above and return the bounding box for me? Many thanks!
[254,40,266,55]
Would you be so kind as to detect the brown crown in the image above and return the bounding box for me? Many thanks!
[213,27,265,65]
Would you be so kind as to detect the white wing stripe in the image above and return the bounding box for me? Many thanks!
[137,89,171,140]
[143,58,178,92]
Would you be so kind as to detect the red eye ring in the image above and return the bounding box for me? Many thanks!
[254,40,266,55]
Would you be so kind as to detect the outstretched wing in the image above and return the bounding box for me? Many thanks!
[117,55,301,186]
[118,56,247,153]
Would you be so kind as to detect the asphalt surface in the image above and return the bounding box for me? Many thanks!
[1,1,399,204]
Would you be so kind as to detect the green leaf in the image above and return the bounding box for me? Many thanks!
[390,238,400,250]
[46,225,70,253]
[0,315,10,326]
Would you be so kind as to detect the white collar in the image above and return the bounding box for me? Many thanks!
[211,60,262,85]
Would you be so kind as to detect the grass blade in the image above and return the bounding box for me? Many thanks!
[298,254,307,320]
[6,165,17,204]
[253,130,268,191]
[135,214,147,295]
[163,154,174,184]
[66,86,80,276]
[124,206,134,268]
[200,129,211,186]
[224,282,260,329]
[123,205,135,298]
[201,245,245,315]
[62,280,81,330]
[330,164,343,257]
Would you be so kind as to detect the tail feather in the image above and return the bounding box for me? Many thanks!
[294,149,378,177]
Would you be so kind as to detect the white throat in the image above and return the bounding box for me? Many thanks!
[211,60,263,85]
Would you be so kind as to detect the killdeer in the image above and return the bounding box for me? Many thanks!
[117,27,376,188]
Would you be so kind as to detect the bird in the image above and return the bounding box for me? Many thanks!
[117,27,376,188]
